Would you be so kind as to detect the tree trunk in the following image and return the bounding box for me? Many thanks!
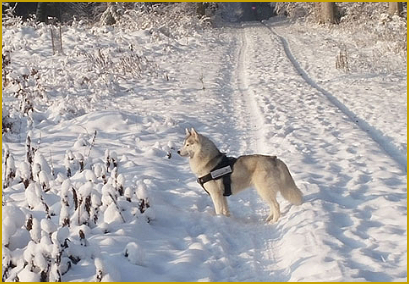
[36,3,47,23]
[320,2,337,24]
[388,2,403,16]
[36,3,61,24]
[196,3,206,17]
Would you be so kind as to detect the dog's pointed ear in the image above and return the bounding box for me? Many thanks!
[185,128,191,136]
[191,128,199,139]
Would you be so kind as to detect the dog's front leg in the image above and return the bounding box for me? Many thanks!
[206,182,230,217]
[209,191,223,215]
[209,192,230,217]
[221,196,230,217]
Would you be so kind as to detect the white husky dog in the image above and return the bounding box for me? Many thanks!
[178,128,303,223]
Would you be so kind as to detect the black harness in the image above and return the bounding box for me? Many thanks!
[197,154,237,196]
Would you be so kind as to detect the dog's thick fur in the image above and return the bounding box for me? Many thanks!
[178,128,303,223]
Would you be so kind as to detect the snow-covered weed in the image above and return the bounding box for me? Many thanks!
[2,3,211,140]
[335,45,350,73]
[1,3,23,27]
[115,3,211,40]
[2,140,153,281]
[82,47,163,80]
[2,45,47,137]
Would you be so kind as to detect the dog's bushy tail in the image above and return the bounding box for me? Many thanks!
[277,159,303,205]
[281,183,303,205]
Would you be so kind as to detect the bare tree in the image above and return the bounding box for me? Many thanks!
[388,2,403,16]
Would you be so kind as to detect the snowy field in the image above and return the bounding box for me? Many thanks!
[2,4,407,282]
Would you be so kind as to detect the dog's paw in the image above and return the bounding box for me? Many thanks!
[265,215,279,223]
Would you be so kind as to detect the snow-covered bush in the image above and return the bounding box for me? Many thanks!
[123,242,145,266]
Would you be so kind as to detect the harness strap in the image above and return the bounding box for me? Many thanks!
[222,170,233,196]
[197,155,236,197]
[197,174,213,188]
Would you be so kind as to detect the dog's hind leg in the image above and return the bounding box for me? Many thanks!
[265,198,280,223]
[254,179,281,223]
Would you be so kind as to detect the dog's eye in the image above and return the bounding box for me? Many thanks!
[186,143,190,147]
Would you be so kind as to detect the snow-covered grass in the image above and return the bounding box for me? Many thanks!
[2,3,407,282]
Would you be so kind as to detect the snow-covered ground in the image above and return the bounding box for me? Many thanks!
[2,7,407,282]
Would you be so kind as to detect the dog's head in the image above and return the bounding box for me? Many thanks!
[178,128,201,158]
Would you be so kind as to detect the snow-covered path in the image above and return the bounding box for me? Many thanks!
[228,22,407,281]
[2,19,406,282]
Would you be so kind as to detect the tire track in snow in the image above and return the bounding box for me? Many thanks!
[264,23,407,172]
[230,24,287,281]
[235,24,266,153]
